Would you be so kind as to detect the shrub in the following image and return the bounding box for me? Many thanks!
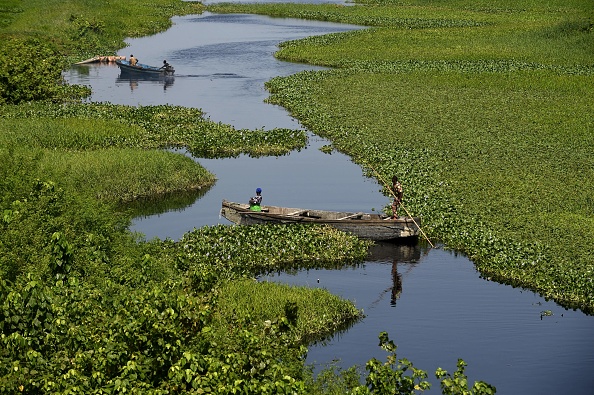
[0,38,87,104]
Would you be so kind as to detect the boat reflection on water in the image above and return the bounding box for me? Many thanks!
[365,241,426,306]
[262,241,427,345]
[116,73,175,91]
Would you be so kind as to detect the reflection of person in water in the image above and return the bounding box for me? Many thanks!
[390,258,403,306]
[367,242,421,307]
[129,80,138,91]
[163,78,174,91]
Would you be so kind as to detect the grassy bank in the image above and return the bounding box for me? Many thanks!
[0,103,307,202]
[208,0,594,312]
[0,0,204,60]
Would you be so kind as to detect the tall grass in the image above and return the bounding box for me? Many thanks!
[0,115,215,203]
[0,117,144,150]
[0,103,309,158]
[37,148,215,203]
[1,0,204,57]
[215,279,363,344]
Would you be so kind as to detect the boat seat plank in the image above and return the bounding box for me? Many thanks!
[288,210,308,216]
[338,212,364,220]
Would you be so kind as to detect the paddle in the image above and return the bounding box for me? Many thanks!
[365,163,435,248]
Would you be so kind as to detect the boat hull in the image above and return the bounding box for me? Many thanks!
[221,200,420,241]
[75,55,126,64]
[116,59,174,76]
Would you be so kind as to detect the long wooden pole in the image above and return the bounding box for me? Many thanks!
[365,163,435,248]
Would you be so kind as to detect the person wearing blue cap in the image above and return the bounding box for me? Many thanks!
[249,187,263,211]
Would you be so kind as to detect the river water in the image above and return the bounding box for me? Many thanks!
[64,11,594,395]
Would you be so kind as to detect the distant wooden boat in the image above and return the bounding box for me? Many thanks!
[221,200,420,241]
[115,59,175,76]
[75,55,126,64]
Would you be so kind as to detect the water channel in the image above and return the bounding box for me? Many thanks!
[64,10,594,395]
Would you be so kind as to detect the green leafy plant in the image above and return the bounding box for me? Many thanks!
[436,360,496,395]
[0,38,80,104]
[353,332,431,394]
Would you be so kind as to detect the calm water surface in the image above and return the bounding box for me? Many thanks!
[266,244,594,394]
[65,12,594,395]
[66,12,361,130]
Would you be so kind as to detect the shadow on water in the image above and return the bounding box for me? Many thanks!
[71,64,92,76]
[116,73,175,91]
[366,241,423,306]
[259,242,427,347]
[123,186,213,220]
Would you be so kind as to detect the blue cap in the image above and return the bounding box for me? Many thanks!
[256,188,262,193]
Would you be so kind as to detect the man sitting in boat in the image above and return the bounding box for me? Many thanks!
[249,188,263,211]
[160,59,173,72]
[129,54,138,66]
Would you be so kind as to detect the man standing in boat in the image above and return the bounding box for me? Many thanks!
[129,54,138,66]
[249,188,263,211]
[391,176,403,219]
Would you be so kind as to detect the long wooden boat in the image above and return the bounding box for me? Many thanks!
[221,200,420,241]
[115,59,175,76]
[75,55,126,65]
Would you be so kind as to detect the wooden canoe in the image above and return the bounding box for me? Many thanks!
[220,200,420,241]
[115,59,175,76]
[75,55,126,65]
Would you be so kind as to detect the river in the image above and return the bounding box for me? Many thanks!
[64,10,594,395]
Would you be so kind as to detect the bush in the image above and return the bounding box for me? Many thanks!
[0,38,86,104]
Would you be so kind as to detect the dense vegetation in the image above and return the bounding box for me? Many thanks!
[5,0,591,392]
[1,204,372,393]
